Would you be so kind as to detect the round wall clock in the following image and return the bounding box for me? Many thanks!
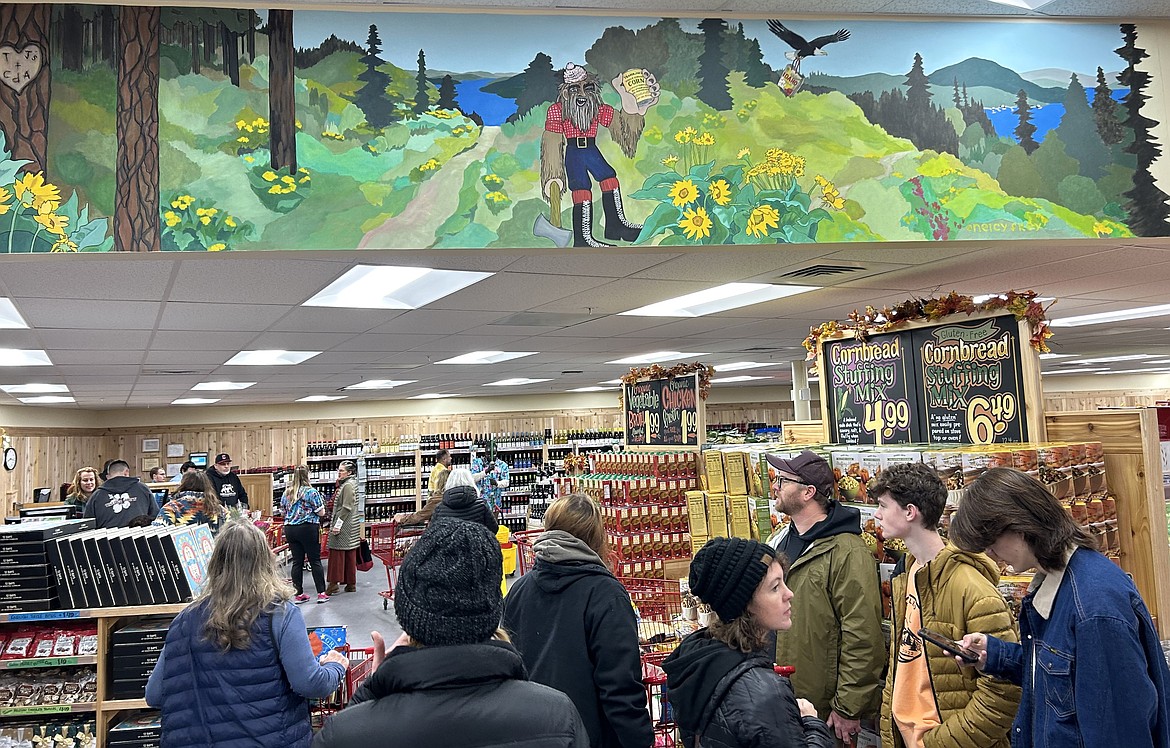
[3,448,16,471]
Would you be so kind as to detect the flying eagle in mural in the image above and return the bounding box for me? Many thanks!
[766,21,851,61]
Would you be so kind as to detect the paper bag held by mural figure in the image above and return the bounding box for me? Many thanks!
[539,62,660,247]
[767,21,850,98]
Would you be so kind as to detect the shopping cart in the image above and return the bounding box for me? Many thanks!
[369,521,426,610]
[621,577,686,653]
[310,646,376,728]
[513,529,542,576]
[265,520,288,560]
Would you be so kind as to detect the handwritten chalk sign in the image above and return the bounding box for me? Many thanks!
[623,374,700,446]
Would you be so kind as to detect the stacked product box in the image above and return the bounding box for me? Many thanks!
[0,520,95,613]
[108,712,161,748]
[109,617,172,700]
[0,719,98,746]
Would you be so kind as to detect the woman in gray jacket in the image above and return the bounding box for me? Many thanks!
[326,460,361,594]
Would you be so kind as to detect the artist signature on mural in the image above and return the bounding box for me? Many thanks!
[963,222,1042,233]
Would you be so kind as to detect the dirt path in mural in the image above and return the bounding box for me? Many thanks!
[359,126,501,249]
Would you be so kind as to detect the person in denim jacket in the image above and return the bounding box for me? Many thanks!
[949,467,1170,748]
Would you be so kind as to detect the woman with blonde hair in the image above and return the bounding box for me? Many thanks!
[65,466,98,519]
[146,520,349,747]
[502,493,651,748]
[326,460,361,595]
[281,465,328,603]
[155,471,227,534]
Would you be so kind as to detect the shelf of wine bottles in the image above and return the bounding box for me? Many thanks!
[365,501,416,521]
[365,478,419,500]
[364,454,416,477]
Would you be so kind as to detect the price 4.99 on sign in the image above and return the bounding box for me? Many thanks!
[864,399,912,443]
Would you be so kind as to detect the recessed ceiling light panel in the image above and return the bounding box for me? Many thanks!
[484,378,552,387]
[18,395,75,404]
[715,362,773,372]
[0,299,29,329]
[607,351,709,365]
[1,383,68,394]
[192,381,256,391]
[297,395,347,402]
[224,350,321,366]
[568,386,618,392]
[303,265,492,309]
[408,393,462,400]
[712,375,773,383]
[435,351,538,365]
[0,349,51,366]
[620,283,818,317]
[344,380,417,390]
[1051,304,1170,328]
[173,397,221,405]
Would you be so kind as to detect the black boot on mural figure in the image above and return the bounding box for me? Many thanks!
[573,201,613,248]
[601,188,642,242]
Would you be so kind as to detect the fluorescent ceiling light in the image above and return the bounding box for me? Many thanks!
[607,351,709,365]
[972,294,1055,304]
[344,379,416,390]
[1041,367,1109,375]
[568,386,618,392]
[173,397,221,405]
[620,283,818,317]
[1051,304,1170,328]
[599,379,624,385]
[1038,353,1074,360]
[1,383,68,394]
[408,393,462,400]
[712,375,773,383]
[484,378,552,387]
[297,395,347,402]
[18,395,74,404]
[435,351,537,365]
[303,265,492,309]
[0,299,28,329]
[715,362,773,372]
[1066,354,1157,365]
[986,0,1058,8]
[225,350,321,366]
[1097,368,1170,375]
[0,349,51,366]
[192,381,256,391]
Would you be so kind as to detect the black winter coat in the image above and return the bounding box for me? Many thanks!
[503,557,653,748]
[311,640,588,748]
[432,485,498,533]
[663,630,834,748]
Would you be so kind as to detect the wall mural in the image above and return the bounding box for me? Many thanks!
[0,5,1167,252]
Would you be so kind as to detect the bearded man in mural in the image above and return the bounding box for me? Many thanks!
[541,63,660,248]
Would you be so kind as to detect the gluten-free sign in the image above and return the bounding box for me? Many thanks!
[624,374,700,446]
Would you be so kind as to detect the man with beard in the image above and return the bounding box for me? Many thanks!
[766,450,884,746]
[541,62,659,247]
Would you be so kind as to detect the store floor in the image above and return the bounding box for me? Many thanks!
[286,560,403,650]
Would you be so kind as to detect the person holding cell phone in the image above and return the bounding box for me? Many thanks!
[872,463,1021,748]
[949,467,1170,748]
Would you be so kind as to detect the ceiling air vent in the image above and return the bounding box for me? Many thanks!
[143,369,201,376]
[779,264,867,279]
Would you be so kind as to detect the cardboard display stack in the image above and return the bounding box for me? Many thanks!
[0,520,96,614]
[686,450,763,556]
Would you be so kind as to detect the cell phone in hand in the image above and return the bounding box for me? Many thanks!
[918,628,979,663]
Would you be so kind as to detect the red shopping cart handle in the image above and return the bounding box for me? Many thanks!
[774,665,795,677]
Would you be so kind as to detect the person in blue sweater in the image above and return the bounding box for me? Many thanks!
[950,467,1170,748]
[146,520,350,748]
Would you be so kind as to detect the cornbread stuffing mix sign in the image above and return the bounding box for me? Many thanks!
[823,332,916,445]
[911,316,1027,444]
[624,375,700,446]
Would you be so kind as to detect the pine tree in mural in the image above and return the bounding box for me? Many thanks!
[512,52,558,121]
[1051,74,1109,179]
[1116,23,1170,236]
[697,18,732,111]
[355,24,396,129]
[268,9,297,172]
[115,5,161,252]
[1014,90,1038,155]
[961,83,969,108]
[743,37,769,88]
[952,78,961,108]
[437,75,458,111]
[905,53,931,112]
[1092,66,1126,146]
[0,4,51,172]
[723,24,747,75]
[414,49,430,114]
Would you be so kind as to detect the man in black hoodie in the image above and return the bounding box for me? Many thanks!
[206,453,249,509]
[83,459,159,528]
[766,451,884,746]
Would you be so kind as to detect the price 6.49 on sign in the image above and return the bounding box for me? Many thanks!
[966,392,1017,444]
[863,399,911,444]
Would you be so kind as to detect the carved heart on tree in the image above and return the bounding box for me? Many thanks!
[0,45,43,94]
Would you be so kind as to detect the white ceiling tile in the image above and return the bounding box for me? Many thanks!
[0,257,177,301]
[15,299,161,330]
[428,273,611,312]
[266,308,406,334]
[504,252,680,277]
[37,329,153,350]
[157,302,288,331]
[370,309,510,334]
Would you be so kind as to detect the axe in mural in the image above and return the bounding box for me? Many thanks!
[537,63,660,248]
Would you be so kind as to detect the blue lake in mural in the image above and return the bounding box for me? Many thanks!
[986,88,1128,142]
[453,79,518,125]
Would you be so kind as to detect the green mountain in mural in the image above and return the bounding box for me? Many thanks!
[806,57,1067,105]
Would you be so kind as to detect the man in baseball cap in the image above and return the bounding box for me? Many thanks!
[205,452,249,509]
[765,449,883,745]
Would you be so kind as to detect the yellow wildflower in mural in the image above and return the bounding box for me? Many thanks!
[484,174,503,185]
[749,204,780,233]
[281,175,296,185]
[814,175,828,187]
[268,185,283,194]
[674,129,692,145]
[164,211,181,228]
[746,218,769,238]
[485,191,511,204]
[224,216,237,228]
[236,120,247,129]
[694,132,715,147]
[820,180,845,210]
[708,179,732,206]
[737,148,750,159]
[661,155,679,168]
[14,172,61,210]
[208,243,227,251]
[262,171,278,182]
[50,237,78,252]
[669,179,698,207]
[679,206,713,240]
[1093,221,1113,236]
[243,155,255,164]
[0,187,11,216]
[33,211,68,236]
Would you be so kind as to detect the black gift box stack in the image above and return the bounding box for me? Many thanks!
[108,711,161,748]
[109,617,172,700]
[0,520,94,614]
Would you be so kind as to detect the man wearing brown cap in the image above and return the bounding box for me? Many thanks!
[206,452,249,510]
[766,450,884,746]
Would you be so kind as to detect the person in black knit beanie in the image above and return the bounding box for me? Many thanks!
[662,537,834,748]
[312,519,588,748]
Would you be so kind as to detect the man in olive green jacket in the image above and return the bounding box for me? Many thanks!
[767,451,885,745]
[873,463,1020,748]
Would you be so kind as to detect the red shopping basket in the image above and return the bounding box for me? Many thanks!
[369,521,425,610]
[513,529,542,576]
[642,650,678,746]
[311,646,376,728]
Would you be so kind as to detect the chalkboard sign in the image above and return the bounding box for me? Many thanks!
[623,375,701,446]
[911,315,1028,444]
[823,331,919,445]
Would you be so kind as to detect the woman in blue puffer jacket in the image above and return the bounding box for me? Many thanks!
[146,520,350,748]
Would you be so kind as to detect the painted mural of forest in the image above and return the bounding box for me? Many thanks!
[0,5,1167,252]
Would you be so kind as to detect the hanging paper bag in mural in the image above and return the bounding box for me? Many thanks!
[779,64,804,97]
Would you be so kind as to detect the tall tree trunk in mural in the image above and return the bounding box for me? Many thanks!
[247,11,257,62]
[189,22,200,75]
[101,7,116,68]
[268,10,297,172]
[60,6,83,72]
[115,6,160,253]
[0,4,51,173]
[220,22,239,86]
[204,22,215,65]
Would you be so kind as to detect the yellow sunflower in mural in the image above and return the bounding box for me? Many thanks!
[708,179,732,206]
[669,179,698,207]
[679,206,713,240]
[14,172,61,211]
